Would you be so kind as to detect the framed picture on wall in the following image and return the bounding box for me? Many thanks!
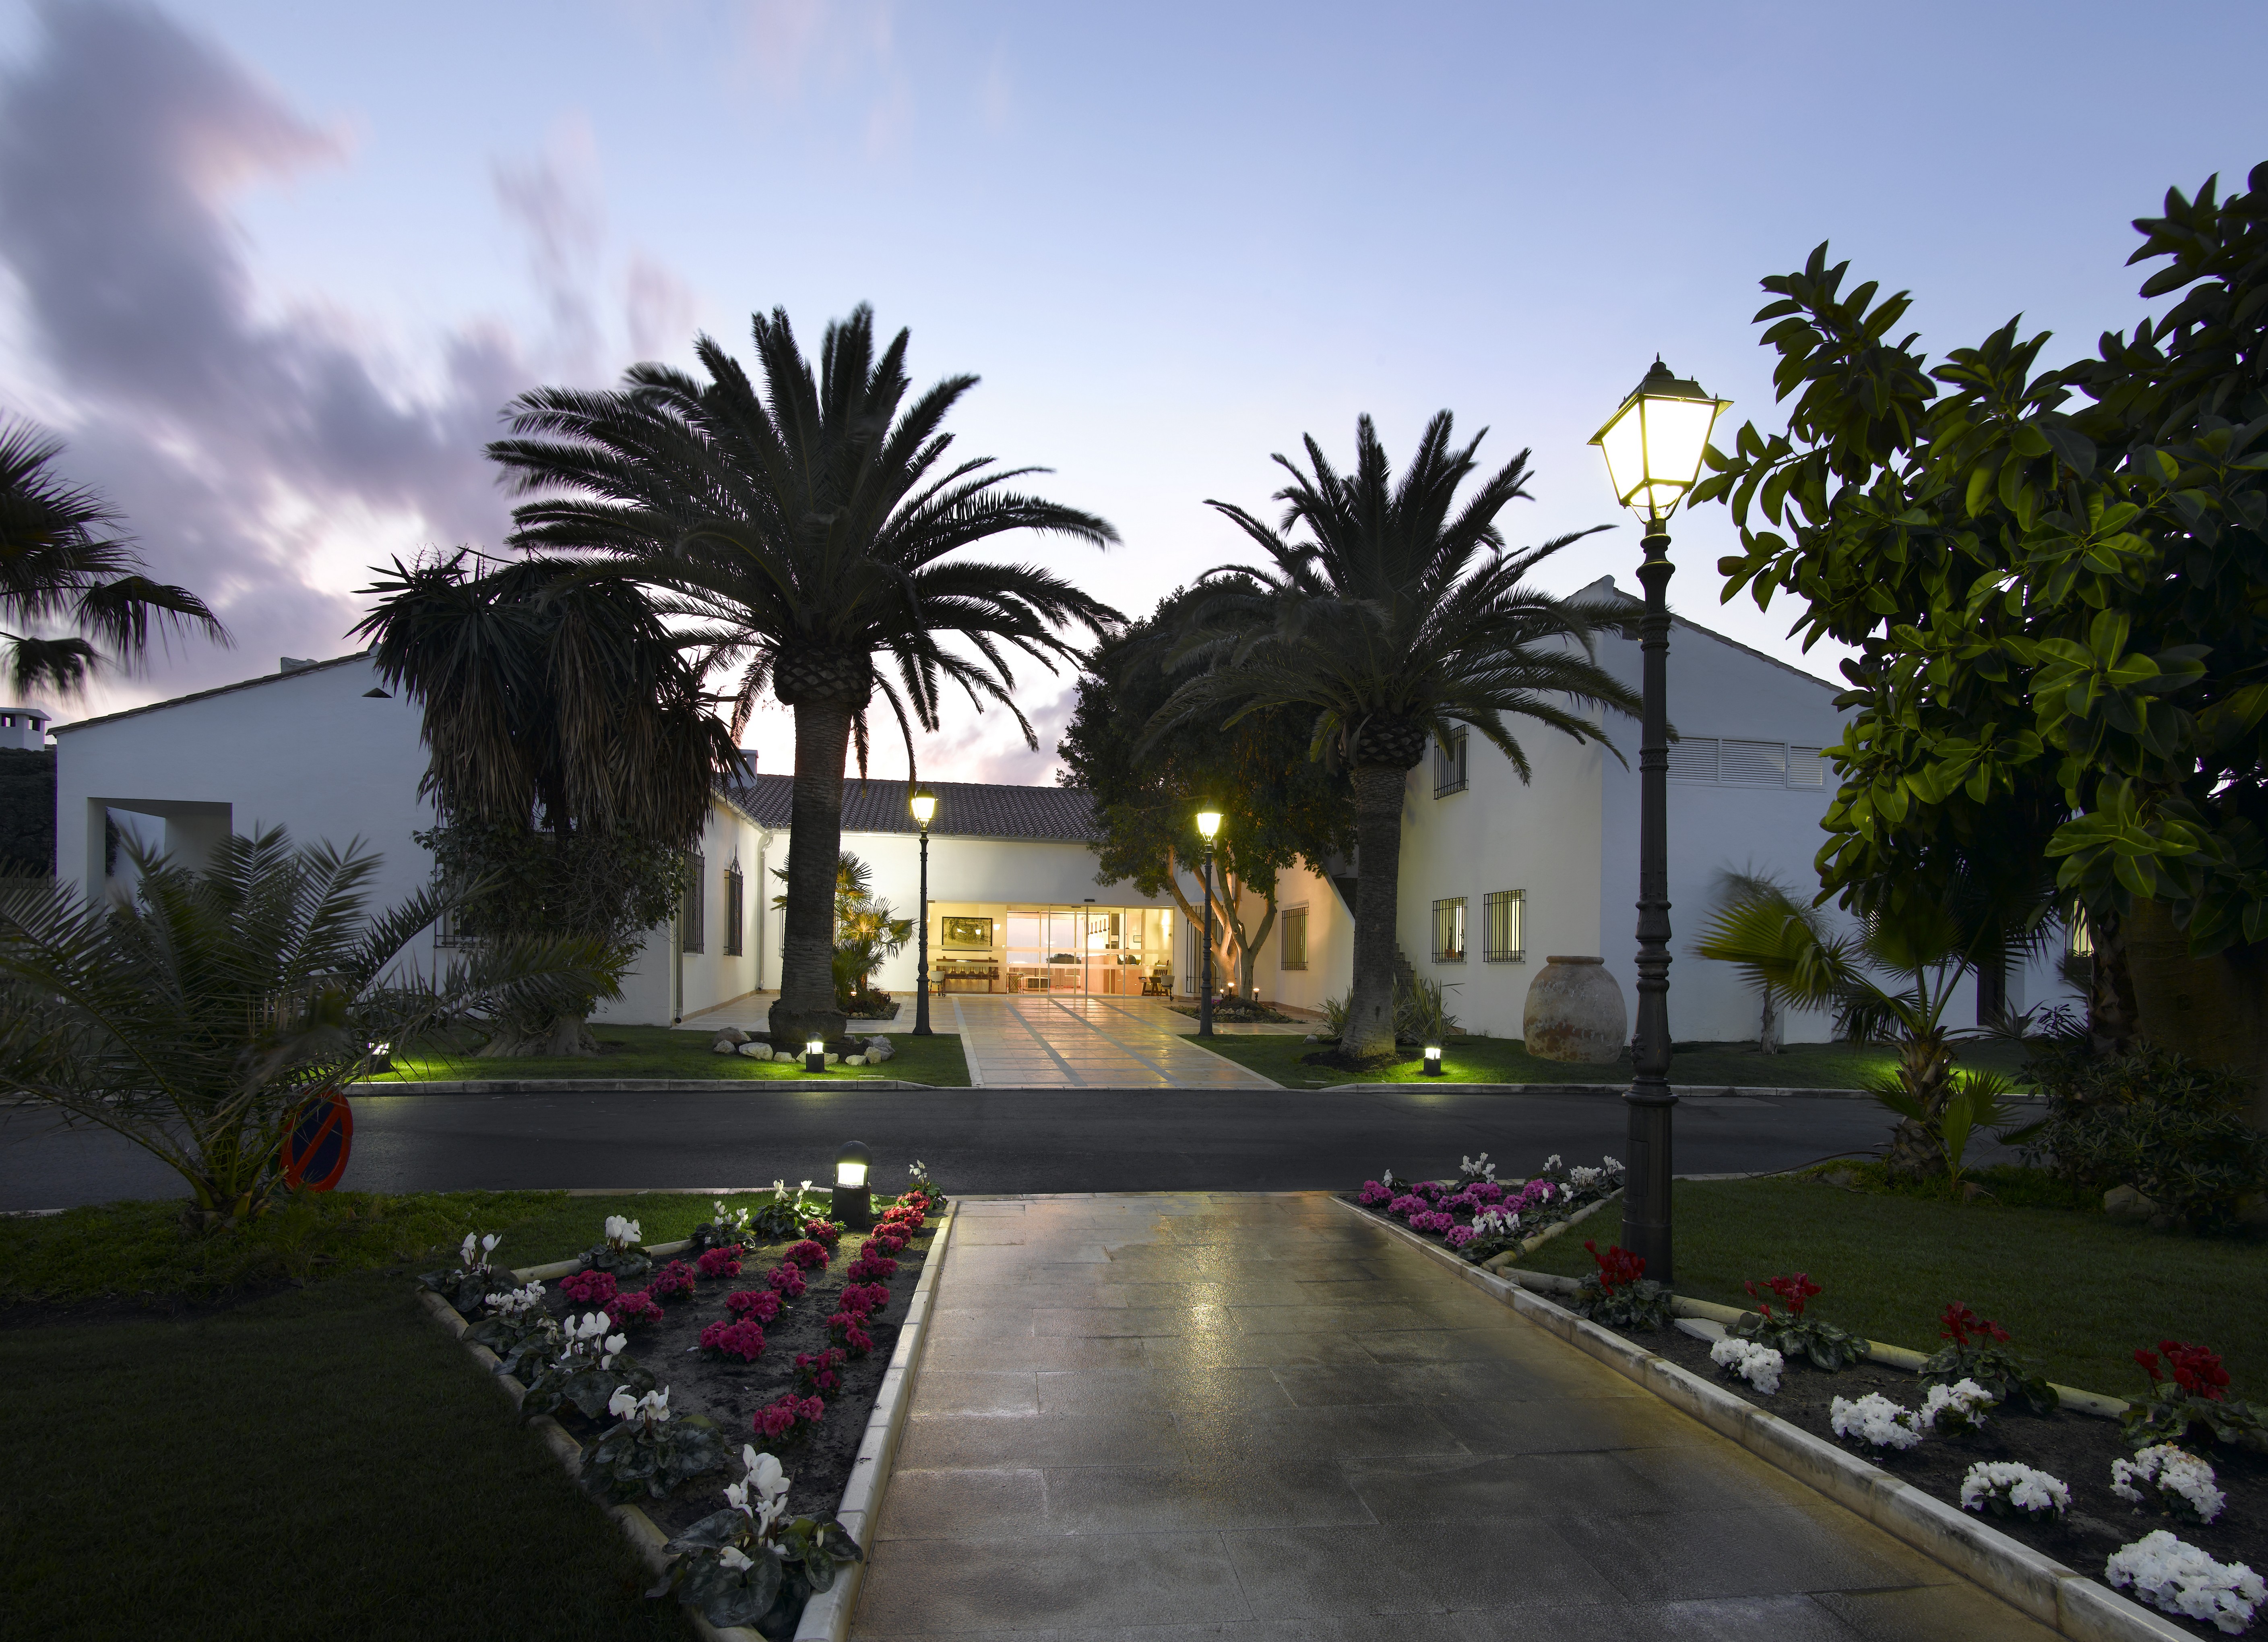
[941,916,994,949]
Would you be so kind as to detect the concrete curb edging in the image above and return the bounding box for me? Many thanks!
[357,1077,940,1094]
[1479,1186,1623,1271]
[423,1203,959,1642]
[1328,1197,2187,1642]
[791,1198,958,1642]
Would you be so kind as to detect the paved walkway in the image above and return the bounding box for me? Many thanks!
[948,996,1284,1088]
[851,1192,2053,1640]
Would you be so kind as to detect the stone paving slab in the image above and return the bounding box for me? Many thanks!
[849,1191,2057,1640]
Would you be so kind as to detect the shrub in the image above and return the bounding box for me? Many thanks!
[659,1446,862,1632]
[1921,1303,2058,1415]
[2024,1041,2268,1233]
[584,1388,730,1502]
[416,1231,503,1317]
[518,1311,654,1421]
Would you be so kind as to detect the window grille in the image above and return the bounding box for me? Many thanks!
[1281,906,1308,971]
[723,863,745,956]
[1788,746,1828,787]
[681,849,706,954]
[1720,738,1789,785]
[434,903,475,949]
[1433,732,1469,797]
[2069,913,2093,957]
[1432,897,1467,963]
[1666,738,1720,782]
[1667,736,1833,790]
[1483,889,1524,962]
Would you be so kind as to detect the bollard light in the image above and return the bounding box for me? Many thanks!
[1423,1041,1444,1077]
[805,1036,826,1075]
[832,1139,874,1230]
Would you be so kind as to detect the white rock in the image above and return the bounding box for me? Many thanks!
[736,1042,770,1057]
[713,1038,739,1054]
[844,1054,866,1066]
[823,1052,839,1067]
[720,1027,749,1045]
[774,1049,798,1063]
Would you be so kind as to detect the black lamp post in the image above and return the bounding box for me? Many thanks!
[1587,358,1731,1289]
[910,786,937,1036]
[1195,807,1223,1036]
[832,1139,873,1231]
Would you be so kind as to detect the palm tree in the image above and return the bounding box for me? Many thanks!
[0,418,229,695]
[0,827,622,1222]
[351,552,734,1054]
[1148,412,1643,1061]
[485,305,1120,1045]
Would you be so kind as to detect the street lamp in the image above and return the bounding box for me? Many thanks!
[1588,358,1731,1290]
[1195,807,1223,1037]
[804,1036,826,1075]
[1422,1041,1443,1077]
[910,786,938,1037]
[832,1139,873,1231]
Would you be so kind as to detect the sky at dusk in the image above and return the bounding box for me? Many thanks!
[4,1,2266,784]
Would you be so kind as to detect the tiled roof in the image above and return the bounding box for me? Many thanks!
[726,773,1101,843]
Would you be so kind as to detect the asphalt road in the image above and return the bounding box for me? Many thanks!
[0,1084,1941,1212]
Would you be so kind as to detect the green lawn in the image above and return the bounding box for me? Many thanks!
[1196,1033,2032,1089]
[0,1189,862,1640]
[1516,1173,2268,1397]
[361,1022,970,1087]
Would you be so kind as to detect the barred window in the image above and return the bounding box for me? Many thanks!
[1483,889,1524,962]
[2069,912,2093,957]
[681,849,706,954]
[723,863,746,957]
[1281,906,1308,971]
[434,903,475,949]
[1433,732,1468,797]
[1432,896,1467,963]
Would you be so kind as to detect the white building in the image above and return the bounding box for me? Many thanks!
[50,605,2072,1043]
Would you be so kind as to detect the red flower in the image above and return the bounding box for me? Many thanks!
[696,1245,745,1279]
[767,1264,807,1299]
[754,1391,822,1439]
[868,1229,909,1256]
[2136,1348,2165,1384]
[560,1268,618,1305]
[725,1288,782,1323]
[698,1318,766,1361]
[1938,1303,2010,1348]
[603,1289,663,1327]
[839,1281,890,1317]
[783,1239,831,1271]
[1584,1239,1646,1295]
[1744,1272,1820,1318]
[804,1218,842,1247]
[649,1260,698,1300]
[795,1346,848,1393]
[2154,1340,2230,1401]
[847,1253,898,1283]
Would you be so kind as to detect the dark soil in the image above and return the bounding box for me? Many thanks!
[1170,1001,1301,1024]
[1617,1317,2268,1637]
[537,1210,939,1535]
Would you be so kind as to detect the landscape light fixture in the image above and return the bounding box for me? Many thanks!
[1588,358,1731,1289]
[910,786,938,1037]
[1194,808,1224,1037]
[1422,1042,1443,1077]
[805,1036,826,1075]
[832,1139,873,1230]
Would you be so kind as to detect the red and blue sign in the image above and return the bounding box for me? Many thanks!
[282,1091,354,1192]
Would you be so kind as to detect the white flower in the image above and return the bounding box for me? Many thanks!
[2113,1446,2227,1526]
[1568,1166,1602,1189]
[1921,1378,1995,1435]
[1471,1208,1520,1238]
[608,1387,640,1420]
[1460,1152,1495,1181]
[1710,1336,1784,1395]
[2107,1530,2264,1634]
[1542,1153,1563,1173]
[1961,1461,2070,1522]
[460,1232,479,1266]
[799,1179,813,1194]
[481,1233,500,1255]
[1829,1392,1923,1451]
[484,1281,545,1318]
[717,1546,754,1572]
[602,1215,641,1249]
[1601,1156,1625,1173]
[639,1388,670,1422]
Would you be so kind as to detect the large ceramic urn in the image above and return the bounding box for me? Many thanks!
[1522,956,1629,1063]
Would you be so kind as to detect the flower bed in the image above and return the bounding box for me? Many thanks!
[1345,1150,1624,1264]
[429,1172,946,1639]
[1584,1287,2267,1637]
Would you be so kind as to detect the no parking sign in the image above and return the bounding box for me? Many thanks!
[282,1090,353,1192]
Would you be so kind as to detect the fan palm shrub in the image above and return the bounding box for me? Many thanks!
[486,306,1119,1045]
[0,827,622,1222]
[1146,413,1642,1061]
[0,417,227,693]
[353,552,732,1054]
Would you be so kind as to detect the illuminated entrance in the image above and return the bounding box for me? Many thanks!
[927,902,1174,995]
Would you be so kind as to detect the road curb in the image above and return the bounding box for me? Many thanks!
[355,1077,941,1094]
[1328,1196,2182,1642]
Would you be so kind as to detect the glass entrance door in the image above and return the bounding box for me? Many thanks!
[1002,906,1164,995]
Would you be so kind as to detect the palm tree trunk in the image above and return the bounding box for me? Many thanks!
[2087,907,2139,1056]
[1344,765,1406,1060]
[769,700,851,1048]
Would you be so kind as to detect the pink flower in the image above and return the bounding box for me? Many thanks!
[1413,1180,1446,1202]
[846,1253,898,1282]
[753,1391,822,1439]
[767,1264,807,1298]
[795,1346,847,1393]
[1386,1193,1427,1220]
[1466,1181,1506,1204]
[696,1245,745,1279]
[604,1289,663,1328]
[1411,1210,1456,1235]
[1356,1181,1392,1206]
[838,1281,890,1317]
[649,1260,697,1300]
[1444,1225,1477,1249]
[804,1218,842,1247]
[868,1228,909,1255]
[698,1317,767,1361]
[560,1268,617,1305]
[783,1239,830,1271]
[725,1288,782,1323]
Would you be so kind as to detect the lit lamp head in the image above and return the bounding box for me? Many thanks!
[1195,808,1223,844]
[804,1036,826,1074]
[1423,1041,1444,1077]
[1588,359,1732,527]
[832,1139,874,1230]
[909,786,937,833]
